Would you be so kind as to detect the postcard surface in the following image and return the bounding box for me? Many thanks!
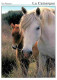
[0,0,56,79]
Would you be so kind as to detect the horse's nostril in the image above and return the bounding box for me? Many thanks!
[29,51,32,55]
[22,50,32,54]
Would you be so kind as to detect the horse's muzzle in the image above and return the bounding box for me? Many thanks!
[22,50,32,58]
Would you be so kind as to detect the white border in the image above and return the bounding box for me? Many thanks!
[0,0,57,80]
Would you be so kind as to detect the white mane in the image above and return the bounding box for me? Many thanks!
[20,7,55,30]
[20,9,41,30]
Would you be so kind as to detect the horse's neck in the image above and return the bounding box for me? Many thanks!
[38,24,55,58]
[37,8,55,58]
[40,23,55,44]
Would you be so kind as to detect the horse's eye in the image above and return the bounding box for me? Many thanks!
[36,26,40,30]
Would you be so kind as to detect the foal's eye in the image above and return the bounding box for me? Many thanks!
[16,27,19,29]
[12,33,14,37]
[36,26,40,30]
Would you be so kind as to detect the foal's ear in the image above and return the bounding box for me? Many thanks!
[11,23,15,28]
[36,8,40,16]
[22,7,27,14]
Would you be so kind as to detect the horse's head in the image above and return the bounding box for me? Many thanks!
[20,7,41,56]
[11,23,23,50]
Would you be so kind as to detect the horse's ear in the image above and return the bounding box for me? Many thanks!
[22,7,27,14]
[11,23,15,28]
[36,8,40,16]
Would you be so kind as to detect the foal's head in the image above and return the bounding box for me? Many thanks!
[11,23,23,50]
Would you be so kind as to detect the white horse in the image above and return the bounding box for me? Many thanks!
[20,7,55,77]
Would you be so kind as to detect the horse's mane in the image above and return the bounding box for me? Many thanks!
[40,7,55,26]
[20,7,55,29]
[20,9,41,30]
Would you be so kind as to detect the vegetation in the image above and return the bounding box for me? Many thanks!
[2,10,23,25]
[2,10,55,78]
[2,11,37,78]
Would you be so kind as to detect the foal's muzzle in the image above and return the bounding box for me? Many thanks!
[12,44,19,50]
[12,45,22,53]
[12,45,17,49]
